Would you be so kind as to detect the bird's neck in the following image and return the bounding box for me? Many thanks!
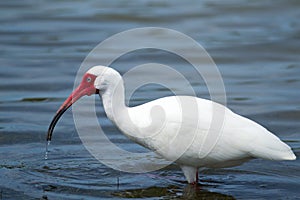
[100,80,127,124]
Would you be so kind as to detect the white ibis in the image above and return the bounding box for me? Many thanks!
[47,65,296,184]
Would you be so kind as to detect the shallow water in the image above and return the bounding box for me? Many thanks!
[1,0,300,199]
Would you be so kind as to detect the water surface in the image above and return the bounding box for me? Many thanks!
[0,0,299,199]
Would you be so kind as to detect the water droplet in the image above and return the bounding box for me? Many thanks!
[45,141,51,160]
[45,152,48,160]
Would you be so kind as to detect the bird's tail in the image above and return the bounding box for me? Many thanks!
[249,131,296,161]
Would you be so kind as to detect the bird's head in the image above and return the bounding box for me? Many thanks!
[47,65,120,141]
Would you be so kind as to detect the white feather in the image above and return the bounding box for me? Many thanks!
[88,65,296,183]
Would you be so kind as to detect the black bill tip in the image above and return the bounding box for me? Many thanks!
[47,106,68,141]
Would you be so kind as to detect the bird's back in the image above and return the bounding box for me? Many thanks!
[123,96,296,167]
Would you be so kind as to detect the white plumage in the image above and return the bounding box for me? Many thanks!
[90,66,296,183]
[48,65,296,184]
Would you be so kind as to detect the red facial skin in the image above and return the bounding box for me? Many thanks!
[47,73,98,141]
[57,73,98,112]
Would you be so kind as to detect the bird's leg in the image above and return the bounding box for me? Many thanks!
[180,165,198,184]
[190,170,198,185]
[196,169,198,183]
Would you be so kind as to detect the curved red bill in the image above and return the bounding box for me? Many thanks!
[47,73,98,141]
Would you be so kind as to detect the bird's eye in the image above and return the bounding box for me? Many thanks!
[86,77,92,83]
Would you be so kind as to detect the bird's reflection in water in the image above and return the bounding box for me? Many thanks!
[112,184,235,199]
[183,184,235,200]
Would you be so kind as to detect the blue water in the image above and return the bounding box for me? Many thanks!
[0,0,299,199]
